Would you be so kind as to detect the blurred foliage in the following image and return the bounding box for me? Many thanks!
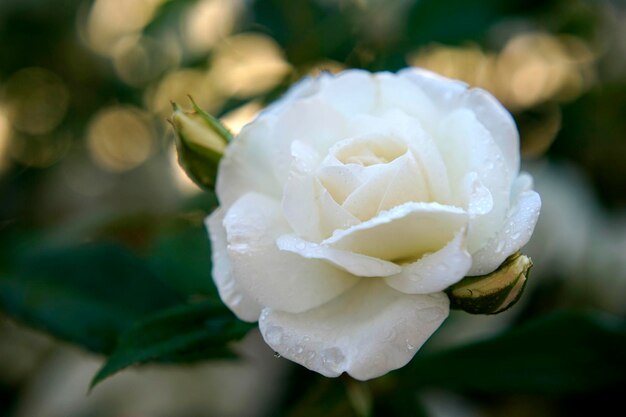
[1,0,626,416]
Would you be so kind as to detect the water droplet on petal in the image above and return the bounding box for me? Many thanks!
[265,325,284,345]
[321,347,345,373]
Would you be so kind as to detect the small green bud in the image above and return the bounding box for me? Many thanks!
[170,96,232,190]
[447,252,532,315]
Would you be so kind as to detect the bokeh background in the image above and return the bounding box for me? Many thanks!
[1,0,626,416]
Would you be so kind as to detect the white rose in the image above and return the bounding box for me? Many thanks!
[206,68,541,380]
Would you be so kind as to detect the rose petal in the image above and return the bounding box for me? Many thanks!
[206,209,263,322]
[399,67,520,175]
[317,183,361,238]
[262,74,330,117]
[317,69,377,117]
[282,141,324,241]
[460,88,520,175]
[468,179,542,276]
[385,228,472,294]
[459,172,494,217]
[398,67,468,109]
[272,97,347,180]
[343,111,452,204]
[376,71,439,132]
[216,117,282,209]
[437,109,511,251]
[277,234,402,277]
[341,150,429,221]
[224,192,359,313]
[259,280,449,380]
[323,201,467,261]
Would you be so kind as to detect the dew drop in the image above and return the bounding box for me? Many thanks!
[495,241,505,253]
[406,340,416,351]
[321,347,345,373]
[273,352,281,358]
[511,231,521,240]
[265,325,284,345]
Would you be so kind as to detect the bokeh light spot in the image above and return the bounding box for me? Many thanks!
[87,106,155,172]
[209,33,292,98]
[3,67,70,135]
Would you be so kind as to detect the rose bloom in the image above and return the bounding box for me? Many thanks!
[206,69,541,380]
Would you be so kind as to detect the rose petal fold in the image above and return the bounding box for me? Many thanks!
[259,280,449,380]
[223,192,359,313]
[324,201,467,262]
[437,109,511,251]
[398,67,520,174]
[216,117,283,210]
[276,234,402,277]
[468,175,542,275]
[206,209,262,322]
[384,228,472,294]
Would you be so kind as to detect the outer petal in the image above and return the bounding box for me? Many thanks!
[437,109,511,251]
[398,67,519,174]
[223,192,359,313]
[216,117,281,209]
[276,234,401,277]
[272,97,348,180]
[375,71,439,132]
[385,228,472,294]
[469,174,542,275]
[206,209,262,322]
[259,280,449,380]
[323,201,467,262]
[262,73,330,117]
[316,69,377,117]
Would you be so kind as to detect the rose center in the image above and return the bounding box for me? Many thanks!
[333,136,406,167]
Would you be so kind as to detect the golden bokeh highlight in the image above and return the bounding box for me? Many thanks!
[0,110,11,172]
[220,101,263,135]
[86,0,165,56]
[3,67,70,135]
[209,33,292,98]
[112,34,181,86]
[184,0,243,55]
[87,106,155,172]
[147,68,225,119]
[409,32,595,111]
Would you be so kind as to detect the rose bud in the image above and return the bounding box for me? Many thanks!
[170,97,232,190]
[447,252,532,314]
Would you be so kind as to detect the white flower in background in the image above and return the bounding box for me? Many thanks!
[206,69,541,380]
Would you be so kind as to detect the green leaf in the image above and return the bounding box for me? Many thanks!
[0,243,183,353]
[408,311,626,393]
[91,300,253,389]
[147,222,217,296]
